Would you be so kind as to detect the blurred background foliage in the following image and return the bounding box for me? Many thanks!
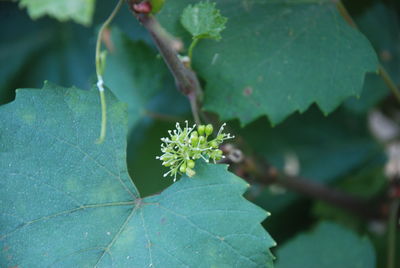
[1,0,400,267]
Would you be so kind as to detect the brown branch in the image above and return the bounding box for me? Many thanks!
[127,2,202,125]
[224,147,383,220]
[263,171,380,220]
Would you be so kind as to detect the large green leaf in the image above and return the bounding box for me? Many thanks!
[19,0,95,26]
[276,222,376,268]
[0,83,275,267]
[158,0,378,125]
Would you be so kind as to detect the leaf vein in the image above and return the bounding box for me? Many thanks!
[0,201,135,240]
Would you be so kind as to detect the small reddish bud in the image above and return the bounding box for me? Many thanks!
[133,1,152,14]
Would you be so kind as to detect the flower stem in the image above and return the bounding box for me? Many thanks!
[95,0,124,144]
[188,37,200,64]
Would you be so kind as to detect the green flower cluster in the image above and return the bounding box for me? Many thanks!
[156,121,234,181]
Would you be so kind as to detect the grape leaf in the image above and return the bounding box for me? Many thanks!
[181,1,227,41]
[276,222,376,268]
[0,83,275,267]
[158,0,378,125]
[19,0,95,26]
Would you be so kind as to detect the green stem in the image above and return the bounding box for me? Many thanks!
[188,37,200,63]
[388,198,400,268]
[95,0,124,144]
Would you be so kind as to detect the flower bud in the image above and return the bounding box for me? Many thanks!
[210,140,219,148]
[179,163,187,173]
[187,160,195,169]
[214,150,223,160]
[205,124,214,136]
[158,121,234,181]
[198,125,205,135]
[191,136,199,146]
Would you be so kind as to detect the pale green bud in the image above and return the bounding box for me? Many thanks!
[179,163,187,173]
[198,125,205,135]
[205,124,214,136]
[187,160,195,169]
[210,140,219,148]
[191,136,199,146]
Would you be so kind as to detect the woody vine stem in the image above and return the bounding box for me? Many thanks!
[128,2,203,126]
